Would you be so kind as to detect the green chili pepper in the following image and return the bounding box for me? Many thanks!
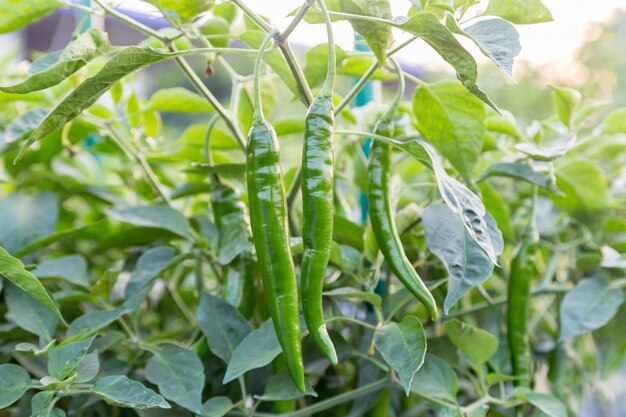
[367,60,438,320]
[507,188,539,388]
[300,0,338,365]
[247,30,305,392]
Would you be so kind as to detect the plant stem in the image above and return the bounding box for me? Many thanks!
[280,0,315,41]
[334,63,378,114]
[92,0,165,41]
[171,49,247,150]
[327,316,377,330]
[106,124,172,205]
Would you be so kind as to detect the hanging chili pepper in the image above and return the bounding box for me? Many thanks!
[367,59,438,320]
[300,0,338,365]
[507,187,539,388]
[246,30,305,392]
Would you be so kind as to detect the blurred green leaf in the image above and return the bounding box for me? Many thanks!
[92,375,170,409]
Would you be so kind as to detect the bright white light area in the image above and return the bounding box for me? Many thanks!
[116,0,626,73]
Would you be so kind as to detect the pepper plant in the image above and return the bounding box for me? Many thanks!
[1,0,625,416]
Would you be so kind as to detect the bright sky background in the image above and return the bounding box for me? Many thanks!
[122,0,626,74]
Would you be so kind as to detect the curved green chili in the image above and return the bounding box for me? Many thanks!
[300,0,338,366]
[507,187,539,388]
[246,30,305,392]
[367,59,438,320]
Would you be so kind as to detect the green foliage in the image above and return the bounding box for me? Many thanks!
[0,0,624,416]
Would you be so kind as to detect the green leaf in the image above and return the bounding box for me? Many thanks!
[0,29,110,94]
[413,80,486,184]
[559,277,624,341]
[124,246,178,310]
[445,319,498,365]
[108,205,191,239]
[423,204,502,313]
[0,246,65,324]
[214,2,237,23]
[92,375,170,409]
[552,159,611,216]
[323,287,382,310]
[14,221,103,258]
[0,192,57,254]
[4,107,48,143]
[32,255,91,289]
[224,319,290,384]
[199,16,230,48]
[479,182,513,241]
[240,30,299,98]
[374,316,427,395]
[514,388,566,417]
[338,55,394,81]
[516,135,575,161]
[197,292,252,363]
[550,85,581,129]
[147,87,212,113]
[5,282,58,345]
[0,0,61,34]
[202,396,235,417]
[0,364,34,408]
[602,107,626,134]
[15,45,214,159]
[485,112,523,139]
[485,0,553,25]
[398,13,494,107]
[255,371,317,401]
[378,136,499,265]
[340,0,392,63]
[145,344,205,414]
[479,162,559,193]
[48,336,95,380]
[75,351,100,383]
[66,309,125,341]
[147,0,214,21]
[218,222,249,265]
[410,354,458,404]
[30,391,65,417]
[461,18,520,78]
[304,43,347,88]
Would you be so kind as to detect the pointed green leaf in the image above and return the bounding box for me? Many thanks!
[514,388,566,417]
[32,255,91,289]
[15,45,221,159]
[479,162,559,193]
[4,107,48,143]
[145,345,204,414]
[0,29,110,94]
[147,87,212,113]
[445,319,498,365]
[340,0,392,63]
[0,246,65,324]
[374,316,426,395]
[550,85,581,129]
[48,335,95,379]
[202,396,235,417]
[109,205,191,239]
[66,309,125,341]
[0,364,33,408]
[410,354,458,403]
[603,108,626,134]
[92,375,170,409]
[124,246,179,310]
[197,292,252,363]
[559,277,624,341]
[323,287,382,310]
[461,18,520,78]
[5,282,58,345]
[413,80,486,184]
[0,0,61,34]
[485,0,553,25]
[423,204,502,313]
[75,351,100,383]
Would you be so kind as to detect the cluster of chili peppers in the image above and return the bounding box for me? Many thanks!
[207,0,438,391]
